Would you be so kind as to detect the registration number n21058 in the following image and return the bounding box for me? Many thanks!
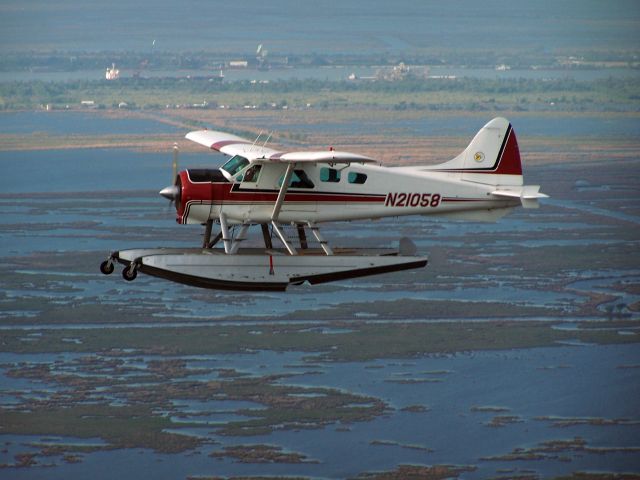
[385,193,441,208]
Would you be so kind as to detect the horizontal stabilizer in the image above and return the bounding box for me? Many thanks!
[491,185,548,209]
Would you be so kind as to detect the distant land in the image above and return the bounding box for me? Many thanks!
[2,0,638,115]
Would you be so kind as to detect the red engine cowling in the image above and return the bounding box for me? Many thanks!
[172,169,227,224]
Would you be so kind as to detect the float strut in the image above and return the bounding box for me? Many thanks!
[297,224,308,249]
[202,219,213,248]
[207,231,223,249]
[261,224,273,250]
[219,213,232,254]
[271,222,297,256]
[229,223,250,255]
[308,222,333,255]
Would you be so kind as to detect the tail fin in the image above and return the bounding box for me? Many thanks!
[424,117,548,208]
[427,117,523,186]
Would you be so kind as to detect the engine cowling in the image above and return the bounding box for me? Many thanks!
[160,169,228,224]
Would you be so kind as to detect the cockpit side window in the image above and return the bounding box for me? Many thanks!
[221,155,249,177]
[241,165,261,183]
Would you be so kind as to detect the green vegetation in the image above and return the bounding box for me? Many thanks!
[553,473,640,480]
[0,404,201,453]
[1,321,638,361]
[350,464,477,480]
[3,49,636,73]
[0,354,386,454]
[481,436,640,462]
[1,76,638,111]
[210,444,319,463]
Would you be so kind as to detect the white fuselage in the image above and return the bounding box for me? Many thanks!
[182,162,518,225]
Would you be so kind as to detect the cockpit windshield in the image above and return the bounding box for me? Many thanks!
[221,155,249,177]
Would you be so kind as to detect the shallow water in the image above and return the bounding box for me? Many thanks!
[2,344,639,479]
[0,111,181,135]
[0,111,639,479]
[281,114,640,138]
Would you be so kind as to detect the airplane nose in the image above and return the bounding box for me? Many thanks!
[158,185,180,201]
[159,185,180,201]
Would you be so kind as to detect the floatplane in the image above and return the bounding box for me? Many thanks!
[99,117,547,291]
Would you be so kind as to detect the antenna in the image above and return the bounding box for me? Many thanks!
[262,131,273,148]
[250,130,264,151]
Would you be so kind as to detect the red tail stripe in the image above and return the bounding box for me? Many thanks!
[495,127,522,175]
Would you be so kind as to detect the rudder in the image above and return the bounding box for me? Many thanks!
[429,117,524,187]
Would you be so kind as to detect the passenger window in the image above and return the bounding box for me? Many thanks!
[279,169,315,189]
[241,165,261,183]
[348,171,367,184]
[320,167,341,183]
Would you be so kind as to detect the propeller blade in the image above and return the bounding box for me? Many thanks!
[171,142,179,184]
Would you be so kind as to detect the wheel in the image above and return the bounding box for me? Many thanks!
[122,266,137,281]
[100,260,115,275]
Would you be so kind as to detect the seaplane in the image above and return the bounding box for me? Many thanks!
[99,117,547,291]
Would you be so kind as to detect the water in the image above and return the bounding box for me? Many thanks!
[0,148,220,193]
[2,344,639,479]
[0,110,639,479]
[279,113,640,138]
[0,111,180,135]
[1,0,638,54]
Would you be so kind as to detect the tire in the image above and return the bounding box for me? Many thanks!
[122,266,137,281]
[100,260,115,275]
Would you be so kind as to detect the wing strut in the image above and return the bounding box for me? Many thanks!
[271,163,295,222]
[270,163,298,255]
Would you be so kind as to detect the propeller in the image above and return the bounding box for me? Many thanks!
[159,143,181,205]
[171,142,178,184]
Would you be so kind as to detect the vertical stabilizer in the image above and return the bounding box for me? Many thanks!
[426,117,524,187]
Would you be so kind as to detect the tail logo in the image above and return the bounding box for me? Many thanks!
[473,151,485,163]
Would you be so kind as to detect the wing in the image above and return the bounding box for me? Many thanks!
[267,150,376,164]
[185,129,376,164]
[185,130,281,159]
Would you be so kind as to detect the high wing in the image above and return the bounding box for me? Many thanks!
[185,130,281,159]
[185,129,376,164]
[270,150,376,164]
